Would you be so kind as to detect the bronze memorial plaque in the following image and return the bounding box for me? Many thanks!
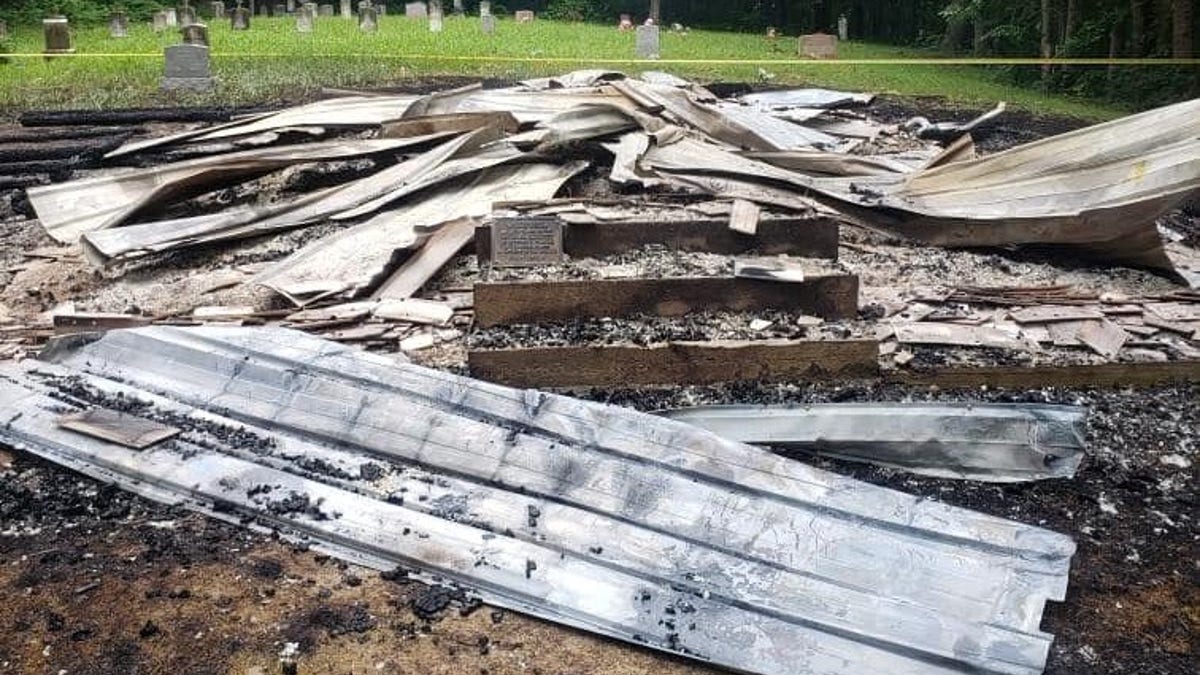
[491,217,564,267]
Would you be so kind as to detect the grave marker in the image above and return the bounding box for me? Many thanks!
[635,24,660,59]
[287,0,296,12]
[491,218,564,267]
[377,3,386,16]
[452,0,463,16]
[514,10,534,23]
[179,3,198,25]
[211,3,226,19]
[480,1,491,17]
[341,0,352,18]
[318,4,334,16]
[481,13,495,34]
[162,43,213,91]
[43,16,75,57]
[799,32,838,59]
[429,1,443,31]
[109,11,129,38]
[181,22,209,45]
[165,8,179,26]
[359,1,378,31]
[406,2,428,18]
[232,4,251,29]
[618,13,632,31]
[296,5,314,31]
[274,4,287,16]
[837,14,848,41]
[153,10,169,32]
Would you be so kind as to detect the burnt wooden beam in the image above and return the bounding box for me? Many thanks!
[18,105,274,127]
[477,217,839,260]
[468,339,880,388]
[887,360,1200,389]
[474,273,859,327]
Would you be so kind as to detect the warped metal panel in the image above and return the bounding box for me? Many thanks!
[659,403,1087,482]
[0,327,1074,675]
[255,161,587,304]
[29,137,440,244]
[644,97,1200,276]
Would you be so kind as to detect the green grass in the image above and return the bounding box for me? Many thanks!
[0,15,1128,119]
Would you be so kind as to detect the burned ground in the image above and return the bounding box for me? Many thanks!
[0,83,1197,675]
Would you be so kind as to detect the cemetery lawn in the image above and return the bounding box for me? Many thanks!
[0,16,1124,120]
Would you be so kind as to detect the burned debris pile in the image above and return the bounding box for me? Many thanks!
[0,72,1198,675]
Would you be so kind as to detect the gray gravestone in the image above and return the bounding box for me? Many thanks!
[377,3,386,16]
[165,8,179,26]
[43,16,74,56]
[429,1,443,31]
[109,12,129,38]
[181,22,209,45]
[232,6,251,29]
[452,0,463,16]
[405,2,428,18]
[274,4,287,16]
[211,2,226,19]
[153,11,168,31]
[287,0,296,12]
[359,2,377,31]
[319,4,334,16]
[341,0,352,17]
[514,9,534,22]
[479,1,491,16]
[163,43,213,91]
[491,218,564,267]
[179,4,197,25]
[799,32,838,59]
[259,3,269,15]
[837,14,848,41]
[481,13,495,34]
[296,6,314,31]
[635,24,660,59]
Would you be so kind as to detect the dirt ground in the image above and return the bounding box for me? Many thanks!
[1,87,1197,675]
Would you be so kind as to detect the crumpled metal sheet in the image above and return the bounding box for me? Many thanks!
[104,96,420,159]
[79,129,500,266]
[256,161,587,304]
[30,137,437,245]
[0,326,1074,675]
[659,403,1087,482]
[644,98,1200,277]
[738,88,876,110]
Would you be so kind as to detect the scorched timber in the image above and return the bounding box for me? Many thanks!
[0,326,1074,675]
[467,339,879,388]
[473,273,859,327]
[475,216,840,261]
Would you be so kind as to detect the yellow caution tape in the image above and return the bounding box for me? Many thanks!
[2,53,1198,66]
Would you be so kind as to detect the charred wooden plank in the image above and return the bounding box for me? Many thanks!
[19,105,274,127]
[477,217,839,260]
[0,126,143,143]
[468,339,880,388]
[0,135,130,163]
[474,273,859,327]
[889,360,1200,389]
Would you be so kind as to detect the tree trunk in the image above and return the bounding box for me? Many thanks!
[1041,0,1054,79]
[1064,0,1079,50]
[973,15,989,55]
[1130,0,1146,55]
[649,0,661,25]
[1174,0,1194,57]
[942,15,969,53]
